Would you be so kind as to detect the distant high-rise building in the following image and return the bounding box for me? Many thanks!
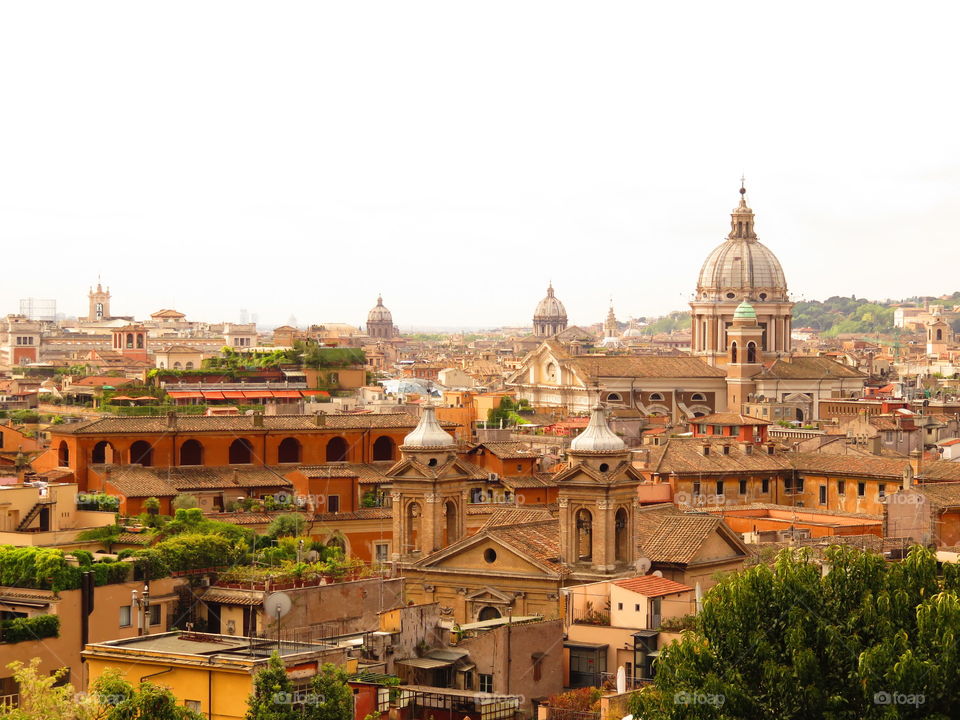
[19,298,56,323]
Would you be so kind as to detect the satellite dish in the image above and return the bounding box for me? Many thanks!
[264,592,292,620]
[634,557,652,575]
[652,570,664,578]
[306,550,320,563]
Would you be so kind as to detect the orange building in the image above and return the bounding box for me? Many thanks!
[39,413,439,491]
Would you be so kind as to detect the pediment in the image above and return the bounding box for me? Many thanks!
[465,585,515,603]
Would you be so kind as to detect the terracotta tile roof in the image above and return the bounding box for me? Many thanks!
[633,503,682,539]
[199,589,262,606]
[650,437,791,475]
[791,453,911,479]
[116,532,153,545]
[638,514,733,565]
[311,507,392,522]
[501,475,557,489]
[480,507,555,530]
[759,356,866,380]
[614,575,693,597]
[469,442,538,460]
[297,462,393,481]
[692,413,772,426]
[918,461,960,482]
[912,482,960,507]
[488,521,567,575]
[72,376,137,387]
[103,465,292,497]
[56,412,435,435]
[568,356,726,379]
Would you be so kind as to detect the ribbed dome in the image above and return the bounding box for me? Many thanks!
[534,284,567,321]
[570,405,625,453]
[403,404,455,448]
[696,190,787,302]
[367,296,393,324]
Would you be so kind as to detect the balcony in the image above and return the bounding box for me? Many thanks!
[571,609,610,626]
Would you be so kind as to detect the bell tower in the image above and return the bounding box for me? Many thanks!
[389,403,467,560]
[725,301,764,412]
[88,281,111,322]
[556,404,642,574]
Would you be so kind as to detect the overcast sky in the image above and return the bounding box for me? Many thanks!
[2,2,959,330]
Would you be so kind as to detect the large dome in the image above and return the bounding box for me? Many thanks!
[534,283,567,321]
[696,189,788,302]
[367,296,393,324]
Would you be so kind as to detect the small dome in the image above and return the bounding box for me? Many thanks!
[534,283,567,321]
[733,300,757,320]
[570,405,625,453]
[367,296,393,324]
[403,404,455,448]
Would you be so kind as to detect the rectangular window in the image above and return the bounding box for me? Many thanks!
[739,479,747,495]
[185,700,201,712]
[149,604,161,626]
[374,543,389,563]
[819,485,827,505]
[857,482,866,498]
[119,605,131,628]
[879,484,887,500]
[796,477,805,493]
[838,480,845,495]
[716,480,724,496]
[479,674,493,693]
[532,653,543,682]
[634,604,640,612]
[692,480,701,496]
[617,602,623,610]
[698,424,707,433]
[327,495,340,513]
[761,478,769,493]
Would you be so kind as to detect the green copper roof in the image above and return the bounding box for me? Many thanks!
[733,300,757,320]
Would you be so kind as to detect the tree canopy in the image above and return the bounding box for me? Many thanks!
[630,546,960,720]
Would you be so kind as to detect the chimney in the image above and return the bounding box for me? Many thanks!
[902,464,913,491]
[314,411,326,427]
[166,410,177,429]
[909,450,922,478]
[253,412,264,428]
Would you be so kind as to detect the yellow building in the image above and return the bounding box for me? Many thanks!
[83,631,352,720]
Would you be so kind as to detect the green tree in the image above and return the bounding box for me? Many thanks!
[306,663,353,720]
[90,667,204,719]
[0,659,96,720]
[267,513,307,539]
[630,545,960,720]
[245,652,296,720]
[172,493,199,510]
[76,524,122,553]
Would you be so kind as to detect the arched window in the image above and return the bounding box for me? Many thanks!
[406,502,421,553]
[58,441,69,466]
[691,393,706,402]
[130,440,153,467]
[372,436,395,461]
[478,606,501,621]
[180,439,203,466]
[136,334,144,349]
[546,362,557,382]
[649,392,664,402]
[185,361,194,370]
[173,362,182,370]
[576,508,593,562]
[91,441,115,464]
[326,437,348,462]
[229,438,253,464]
[615,507,629,563]
[159,362,165,369]
[937,329,943,341]
[326,535,346,553]
[444,500,459,546]
[277,437,301,464]
[730,341,738,364]
[126,333,134,349]
[606,392,622,403]
[747,342,757,363]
